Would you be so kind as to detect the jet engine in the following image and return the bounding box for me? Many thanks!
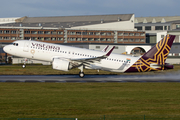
[52,58,72,71]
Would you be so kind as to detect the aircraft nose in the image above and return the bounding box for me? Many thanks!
[3,45,10,53]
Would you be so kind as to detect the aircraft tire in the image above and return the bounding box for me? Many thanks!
[79,72,84,78]
[22,65,26,68]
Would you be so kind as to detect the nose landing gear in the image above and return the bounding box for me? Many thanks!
[22,58,27,68]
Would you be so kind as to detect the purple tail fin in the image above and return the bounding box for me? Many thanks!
[125,34,176,72]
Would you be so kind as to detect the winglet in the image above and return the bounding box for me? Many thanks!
[102,45,109,52]
[106,46,115,56]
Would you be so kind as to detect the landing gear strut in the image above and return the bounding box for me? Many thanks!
[22,58,27,68]
[78,66,85,78]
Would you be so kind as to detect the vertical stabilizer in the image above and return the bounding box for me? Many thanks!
[125,34,176,72]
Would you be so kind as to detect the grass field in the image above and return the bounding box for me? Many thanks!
[0,83,180,119]
[1,65,180,119]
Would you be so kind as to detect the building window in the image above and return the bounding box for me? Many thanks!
[107,32,112,36]
[135,26,142,30]
[57,31,63,35]
[96,46,100,49]
[11,37,16,40]
[176,25,180,29]
[70,38,76,41]
[100,38,106,41]
[57,38,63,41]
[38,37,43,40]
[82,38,88,41]
[32,37,37,40]
[0,37,3,40]
[25,37,30,40]
[124,39,128,42]
[140,33,145,36]
[95,32,100,35]
[4,30,9,34]
[89,32,94,35]
[38,31,43,34]
[24,31,30,34]
[94,38,100,41]
[145,26,151,30]
[135,33,140,36]
[76,32,81,35]
[77,38,81,41]
[161,35,165,38]
[129,39,134,42]
[0,30,3,34]
[44,37,50,41]
[89,38,94,41]
[31,31,37,34]
[51,31,56,35]
[70,32,75,35]
[44,31,50,34]
[118,32,123,36]
[100,32,106,35]
[107,38,112,41]
[129,33,134,36]
[4,37,10,40]
[124,33,129,36]
[155,26,163,30]
[135,39,140,42]
[168,26,170,30]
[140,39,145,42]
[51,37,56,41]
[82,32,87,35]
[118,38,123,42]
[11,30,17,34]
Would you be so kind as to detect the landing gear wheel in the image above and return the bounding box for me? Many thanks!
[79,72,84,78]
[22,64,26,68]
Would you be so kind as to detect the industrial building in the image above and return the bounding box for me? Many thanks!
[1,14,180,64]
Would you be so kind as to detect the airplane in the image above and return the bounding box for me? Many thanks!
[3,34,175,78]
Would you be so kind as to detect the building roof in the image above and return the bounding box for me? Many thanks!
[135,16,180,23]
[0,14,133,29]
[20,14,133,23]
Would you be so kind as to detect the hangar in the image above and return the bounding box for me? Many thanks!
[0,14,147,64]
[1,14,180,64]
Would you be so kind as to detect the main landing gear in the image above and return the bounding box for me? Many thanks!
[79,71,84,78]
[78,66,85,78]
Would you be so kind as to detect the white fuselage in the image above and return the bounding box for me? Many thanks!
[3,40,140,72]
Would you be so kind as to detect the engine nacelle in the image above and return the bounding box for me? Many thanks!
[52,59,72,71]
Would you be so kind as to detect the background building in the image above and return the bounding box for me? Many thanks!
[1,14,180,64]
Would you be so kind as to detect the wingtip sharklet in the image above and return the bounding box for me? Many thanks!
[102,45,109,52]
[106,46,115,56]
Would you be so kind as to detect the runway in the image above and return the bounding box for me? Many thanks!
[1,72,180,82]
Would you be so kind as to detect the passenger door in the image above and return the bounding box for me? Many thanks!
[23,42,29,52]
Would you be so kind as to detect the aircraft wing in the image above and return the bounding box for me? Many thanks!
[70,46,115,66]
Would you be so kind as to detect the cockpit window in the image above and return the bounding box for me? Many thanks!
[13,43,18,46]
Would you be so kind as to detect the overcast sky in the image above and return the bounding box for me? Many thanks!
[1,0,180,18]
